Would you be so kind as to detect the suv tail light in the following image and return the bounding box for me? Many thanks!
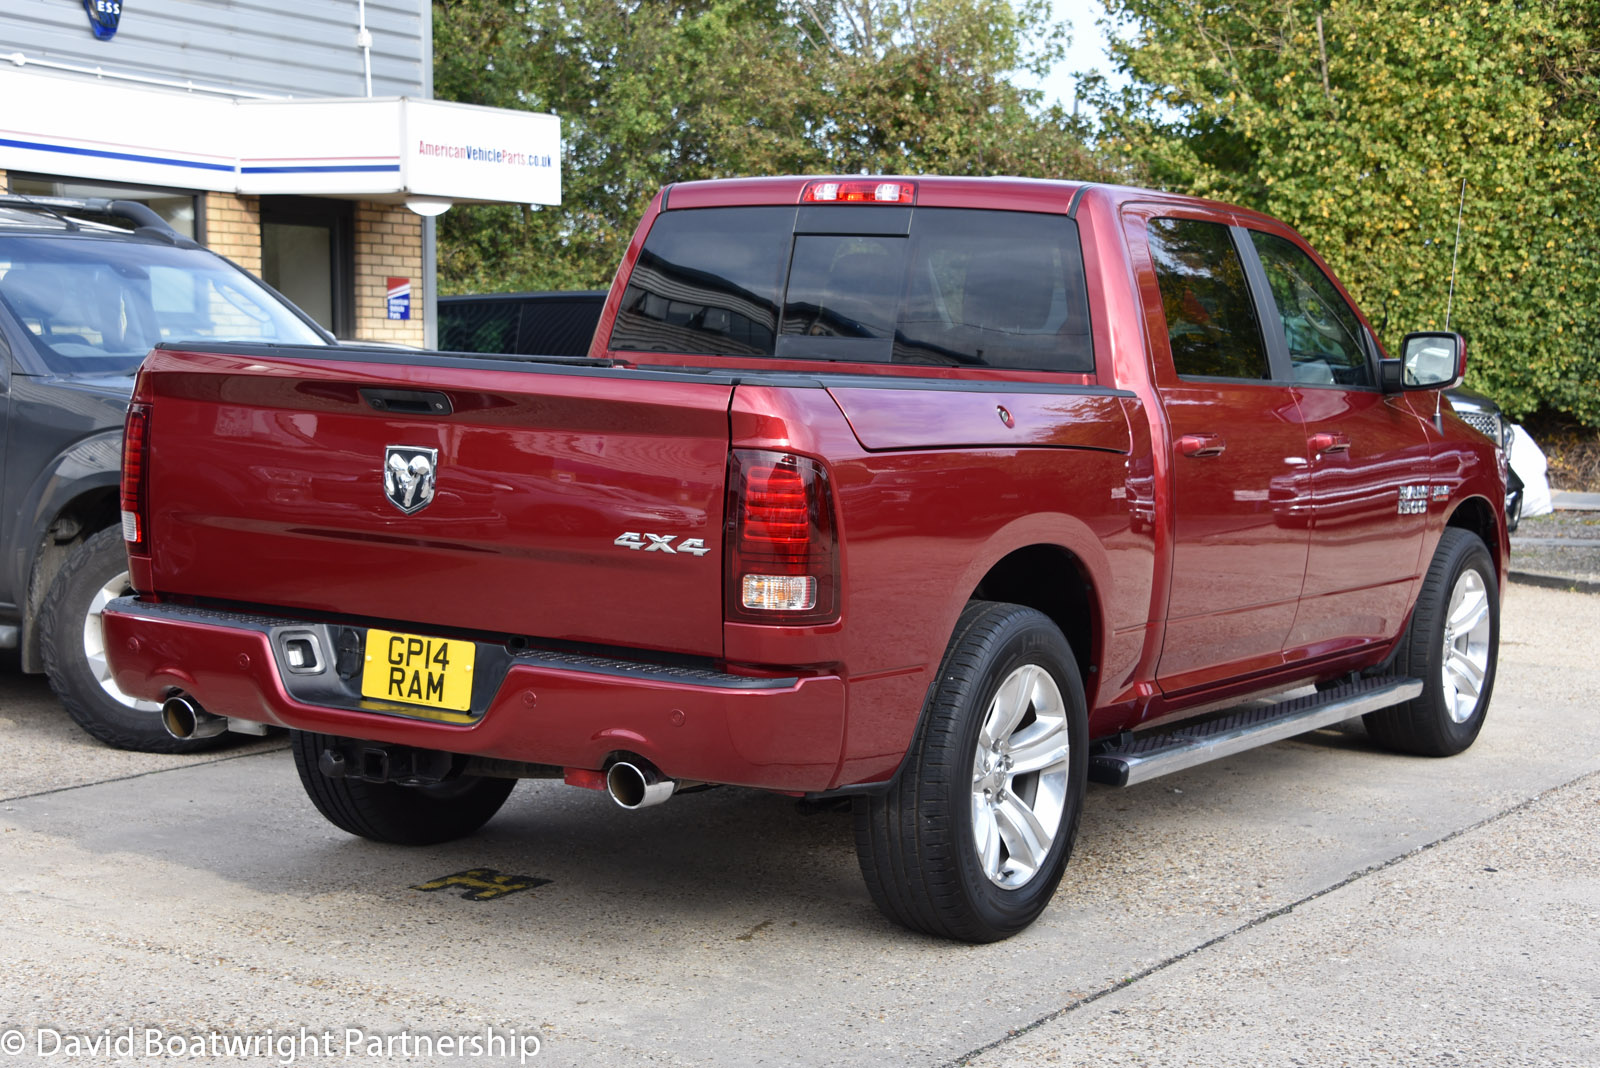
[726,449,839,624]
[121,402,151,553]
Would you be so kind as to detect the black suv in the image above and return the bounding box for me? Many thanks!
[0,195,331,750]
[437,290,606,358]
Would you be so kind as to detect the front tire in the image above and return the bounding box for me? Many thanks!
[38,526,218,753]
[291,731,515,845]
[854,602,1088,942]
[1365,528,1499,756]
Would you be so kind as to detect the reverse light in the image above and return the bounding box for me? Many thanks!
[121,403,151,552]
[801,179,916,204]
[726,449,839,623]
[742,574,817,613]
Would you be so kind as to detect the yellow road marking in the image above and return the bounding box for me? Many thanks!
[412,868,551,901]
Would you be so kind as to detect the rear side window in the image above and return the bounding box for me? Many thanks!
[608,206,1093,372]
[1249,231,1372,387]
[1145,218,1269,380]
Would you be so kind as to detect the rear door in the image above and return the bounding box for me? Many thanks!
[1241,229,1431,653]
[1129,211,1312,692]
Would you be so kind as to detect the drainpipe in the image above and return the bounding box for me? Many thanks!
[421,0,436,348]
[423,216,438,349]
[356,0,373,96]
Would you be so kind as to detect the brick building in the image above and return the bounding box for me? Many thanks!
[0,1,558,346]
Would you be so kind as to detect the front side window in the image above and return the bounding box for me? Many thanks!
[0,236,326,375]
[1145,217,1269,380]
[1249,231,1372,387]
[608,206,1093,372]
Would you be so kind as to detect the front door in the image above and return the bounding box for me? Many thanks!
[1242,228,1431,654]
[1133,213,1312,693]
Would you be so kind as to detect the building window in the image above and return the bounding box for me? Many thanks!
[7,173,199,240]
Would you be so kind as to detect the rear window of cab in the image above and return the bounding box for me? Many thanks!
[608,206,1093,373]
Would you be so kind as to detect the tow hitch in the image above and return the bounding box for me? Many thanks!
[317,742,455,785]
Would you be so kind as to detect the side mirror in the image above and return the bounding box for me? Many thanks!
[1389,331,1467,391]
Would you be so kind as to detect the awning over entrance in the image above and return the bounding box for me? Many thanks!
[0,67,560,206]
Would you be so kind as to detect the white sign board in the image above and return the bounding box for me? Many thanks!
[234,98,405,197]
[404,100,561,206]
[0,69,562,206]
[0,69,237,192]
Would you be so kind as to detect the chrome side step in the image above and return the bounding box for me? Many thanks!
[1090,676,1423,787]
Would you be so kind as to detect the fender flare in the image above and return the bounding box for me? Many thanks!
[820,515,1112,798]
[8,429,123,672]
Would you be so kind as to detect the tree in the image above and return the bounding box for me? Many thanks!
[1093,0,1600,425]
[432,0,1106,292]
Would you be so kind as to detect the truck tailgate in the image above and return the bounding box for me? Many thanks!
[138,347,732,659]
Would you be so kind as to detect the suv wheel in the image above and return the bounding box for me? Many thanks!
[39,526,222,753]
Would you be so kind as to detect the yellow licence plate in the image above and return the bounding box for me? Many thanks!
[361,629,475,713]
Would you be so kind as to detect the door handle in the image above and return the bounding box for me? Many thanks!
[1309,431,1350,455]
[1178,433,1226,458]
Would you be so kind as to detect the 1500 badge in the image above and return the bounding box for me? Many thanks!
[1398,484,1430,515]
[614,532,710,556]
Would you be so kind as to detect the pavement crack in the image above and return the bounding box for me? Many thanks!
[943,766,1600,1068]
[0,745,289,805]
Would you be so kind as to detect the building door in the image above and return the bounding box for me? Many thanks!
[260,197,353,337]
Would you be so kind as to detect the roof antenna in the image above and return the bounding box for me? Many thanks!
[1445,178,1466,330]
[1432,177,1468,427]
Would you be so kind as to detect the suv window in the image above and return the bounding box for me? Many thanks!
[609,207,1094,372]
[1249,231,1372,387]
[1146,217,1269,380]
[0,236,325,375]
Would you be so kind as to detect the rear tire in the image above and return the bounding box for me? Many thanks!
[853,602,1087,942]
[39,526,221,753]
[1365,528,1499,756]
[290,731,515,845]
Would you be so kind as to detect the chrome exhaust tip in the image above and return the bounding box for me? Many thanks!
[161,694,228,741]
[605,759,676,810]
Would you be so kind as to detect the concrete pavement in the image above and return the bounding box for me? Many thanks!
[962,772,1600,1067]
[0,584,1596,1067]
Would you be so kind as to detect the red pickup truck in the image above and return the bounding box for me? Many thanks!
[103,177,1505,942]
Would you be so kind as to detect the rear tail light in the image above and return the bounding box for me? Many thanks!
[726,449,839,624]
[121,403,150,553]
[801,179,916,204]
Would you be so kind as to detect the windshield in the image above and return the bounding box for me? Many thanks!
[0,235,326,375]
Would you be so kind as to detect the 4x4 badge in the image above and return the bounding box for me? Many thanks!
[384,445,438,515]
[614,532,710,556]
